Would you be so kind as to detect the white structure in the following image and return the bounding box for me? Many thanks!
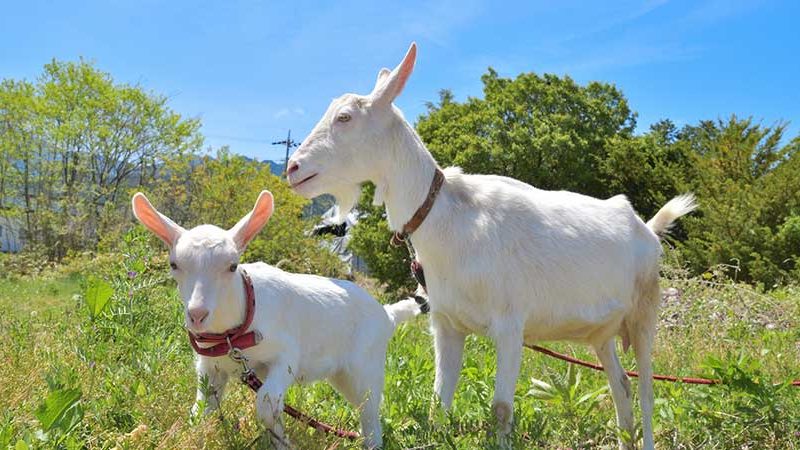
[0,215,24,253]
[286,43,696,450]
[131,191,421,449]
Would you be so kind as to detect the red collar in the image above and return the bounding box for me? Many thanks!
[187,269,262,357]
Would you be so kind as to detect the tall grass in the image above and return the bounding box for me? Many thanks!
[1,232,798,449]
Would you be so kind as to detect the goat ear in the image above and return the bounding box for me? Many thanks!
[370,68,391,95]
[131,192,184,247]
[229,190,274,252]
[372,42,416,107]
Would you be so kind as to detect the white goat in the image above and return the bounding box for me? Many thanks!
[286,43,697,449]
[131,190,421,449]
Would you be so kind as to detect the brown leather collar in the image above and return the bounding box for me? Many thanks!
[391,168,445,246]
[187,269,262,357]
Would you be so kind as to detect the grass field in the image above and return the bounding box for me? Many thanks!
[1,245,799,449]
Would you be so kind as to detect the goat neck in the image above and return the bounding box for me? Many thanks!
[380,116,441,233]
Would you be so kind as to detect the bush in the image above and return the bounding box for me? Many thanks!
[0,244,55,278]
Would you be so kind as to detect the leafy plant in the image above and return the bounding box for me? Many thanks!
[82,276,113,320]
[528,364,609,415]
[0,415,15,449]
[701,352,792,429]
[34,386,84,447]
[528,364,611,448]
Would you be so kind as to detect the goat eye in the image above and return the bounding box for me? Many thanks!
[170,262,178,270]
[337,112,351,123]
[229,263,238,273]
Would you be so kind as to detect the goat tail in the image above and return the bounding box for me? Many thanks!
[384,298,423,328]
[646,193,697,236]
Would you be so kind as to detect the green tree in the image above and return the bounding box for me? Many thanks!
[678,117,800,286]
[0,79,39,240]
[598,119,692,219]
[417,69,636,196]
[0,59,202,258]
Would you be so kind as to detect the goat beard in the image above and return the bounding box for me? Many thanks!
[329,183,362,224]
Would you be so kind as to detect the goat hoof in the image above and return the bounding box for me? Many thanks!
[492,401,514,435]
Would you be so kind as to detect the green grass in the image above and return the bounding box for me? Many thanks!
[1,254,799,449]
[0,274,82,315]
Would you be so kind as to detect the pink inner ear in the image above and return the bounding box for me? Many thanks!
[132,194,178,246]
[392,43,417,99]
[375,43,417,105]
[233,191,274,250]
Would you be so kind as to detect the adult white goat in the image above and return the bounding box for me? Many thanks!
[131,190,421,449]
[286,43,696,449]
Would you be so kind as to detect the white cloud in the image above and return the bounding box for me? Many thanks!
[273,107,305,119]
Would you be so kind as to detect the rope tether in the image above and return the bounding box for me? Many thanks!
[526,344,800,387]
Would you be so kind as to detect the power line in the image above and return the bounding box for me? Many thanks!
[272,130,300,178]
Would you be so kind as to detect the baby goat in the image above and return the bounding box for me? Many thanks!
[132,190,421,449]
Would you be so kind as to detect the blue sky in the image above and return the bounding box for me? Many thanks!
[2,0,798,161]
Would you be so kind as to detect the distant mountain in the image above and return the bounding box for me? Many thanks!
[239,156,285,176]
[265,160,284,177]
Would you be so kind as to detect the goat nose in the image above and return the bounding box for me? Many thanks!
[188,307,209,325]
[286,160,300,176]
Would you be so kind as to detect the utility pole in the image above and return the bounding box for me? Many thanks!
[272,130,300,178]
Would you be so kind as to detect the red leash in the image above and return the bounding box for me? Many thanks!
[241,368,359,439]
[526,344,800,387]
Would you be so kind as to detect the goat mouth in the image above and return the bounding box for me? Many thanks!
[186,323,207,333]
[290,173,318,189]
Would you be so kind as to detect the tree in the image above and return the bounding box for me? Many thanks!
[0,79,38,237]
[598,120,692,219]
[417,69,636,196]
[677,117,800,286]
[0,60,203,258]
